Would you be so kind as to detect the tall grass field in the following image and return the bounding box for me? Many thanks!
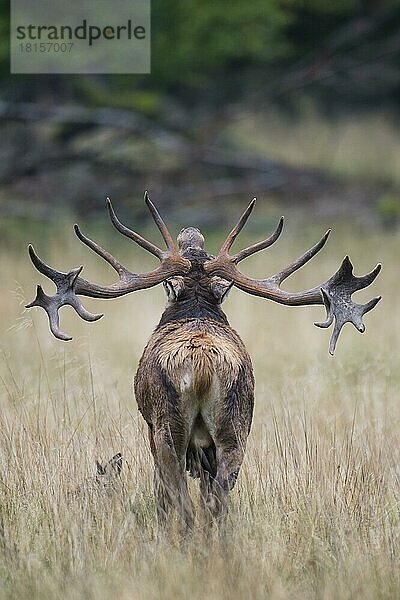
[0,214,398,599]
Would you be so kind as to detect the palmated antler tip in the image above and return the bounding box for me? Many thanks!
[68,265,84,286]
[27,283,44,304]
[314,288,334,329]
[371,263,382,280]
[28,244,35,262]
[343,254,353,266]
[25,289,38,309]
[317,255,383,354]
[363,295,382,315]
[59,333,73,342]
[28,243,37,261]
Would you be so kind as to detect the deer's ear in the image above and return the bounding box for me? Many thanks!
[163,276,185,302]
[210,277,233,304]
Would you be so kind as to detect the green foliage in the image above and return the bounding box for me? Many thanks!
[0,1,399,110]
[76,77,162,116]
[375,194,400,230]
[151,0,289,89]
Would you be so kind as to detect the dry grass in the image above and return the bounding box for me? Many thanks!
[0,215,398,599]
[227,110,400,186]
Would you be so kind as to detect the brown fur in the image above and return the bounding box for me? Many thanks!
[143,319,243,399]
[134,254,255,533]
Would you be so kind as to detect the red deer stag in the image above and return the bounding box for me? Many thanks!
[26,194,381,531]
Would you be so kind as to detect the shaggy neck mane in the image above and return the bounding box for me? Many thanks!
[157,248,229,328]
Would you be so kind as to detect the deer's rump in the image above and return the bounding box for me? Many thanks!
[134,318,254,482]
[139,318,248,398]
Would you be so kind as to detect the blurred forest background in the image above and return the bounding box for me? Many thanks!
[0,0,399,229]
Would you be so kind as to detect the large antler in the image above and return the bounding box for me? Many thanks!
[204,199,381,355]
[26,193,190,341]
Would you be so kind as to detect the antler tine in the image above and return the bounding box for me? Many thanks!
[273,229,331,284]
[232,216,284,264]
[28,244,60,280]
[220,198,257,255]
[106,197,163,260]
[205,198,381,354]
[74,224,130,277]
[25,246,104,340]
[26,284,74,341]
[144,191,176,253]
[314,256,382,355]
[362,295,382,315]
[318,291,382,357]
[25,195,191,341]
[353,262,382,290]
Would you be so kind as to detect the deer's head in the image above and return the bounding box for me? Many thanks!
[26,193,381,354]
[160,225,235,327]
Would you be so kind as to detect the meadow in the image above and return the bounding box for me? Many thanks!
[0,212,398,599]
[229,110,400,187]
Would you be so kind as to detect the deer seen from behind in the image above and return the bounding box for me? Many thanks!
[26,193,381,534]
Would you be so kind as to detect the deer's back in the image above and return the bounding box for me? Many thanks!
[134,318,254,430]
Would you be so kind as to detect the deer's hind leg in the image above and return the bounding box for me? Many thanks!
[150,422,194,533]
[148,426,170,528]
[138,364,195,533]
[204,366,254,534]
